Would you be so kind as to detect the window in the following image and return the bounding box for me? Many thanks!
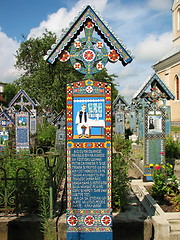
[175,75,179,100]
[178,8,180,31]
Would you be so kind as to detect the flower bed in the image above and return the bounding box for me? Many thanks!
[145,185,180,212]
[131,180,180,240]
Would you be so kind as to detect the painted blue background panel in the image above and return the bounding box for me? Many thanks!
[17,128,28,144]
[67,231,112,240]
[71,148,107,209]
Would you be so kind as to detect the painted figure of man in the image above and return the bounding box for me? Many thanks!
[76,104,90,138]
[149,117,155,129]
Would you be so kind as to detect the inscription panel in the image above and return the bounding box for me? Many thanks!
[71,148,107,209]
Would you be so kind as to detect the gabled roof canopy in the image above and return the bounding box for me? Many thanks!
[44,5,133,66]
[113,95,129,108]
[0,110,15,125]
[8,90,39,108]
[133,73,175,101]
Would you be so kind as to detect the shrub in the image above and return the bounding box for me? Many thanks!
[112,135,132,211]
[165,136,180,159]
[36,120,56,149]
[112,153,130,211]
[113,134,132,154]
[0,151,50,214]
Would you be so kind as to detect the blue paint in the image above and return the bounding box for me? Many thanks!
[67,232,112,240]
[17,128,28,144]
[71,148,107,209]
[73,97,105,136]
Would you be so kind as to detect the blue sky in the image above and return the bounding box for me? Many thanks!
[0,0,174,102]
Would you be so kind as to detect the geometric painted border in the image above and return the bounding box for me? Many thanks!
[144,106,165,139]
[66,80,112,210]
[67,209,112,232]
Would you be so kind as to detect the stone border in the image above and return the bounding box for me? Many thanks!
[131,180,180,240]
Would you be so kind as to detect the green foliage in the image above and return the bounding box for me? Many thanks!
[113,134,132,154]
[112,153,130,210]
[0,151,49,213]
[94,68,118,102]
[112,135,132,210]
[36,120,56,148]
[3,83,18,106]
[171,126,180,132]
[165,136,180,159]
[0,150,61,239]
[173,195,180,211]
[152,163,179,200]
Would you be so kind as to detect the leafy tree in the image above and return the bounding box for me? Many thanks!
[3,83,18,106]
[14,31,118,112]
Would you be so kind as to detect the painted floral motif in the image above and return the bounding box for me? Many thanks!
[101,215,111,226]
[74,41,82,48]
[108,49,120,62]
[84,215,95,226]
[96,62,104,70]
[96,41,103,48]
[67,215,78,226]
[86,86,93,93]
[59,50,70,62]
[83,50,96,62]
[85,21,94,29]
[74,62,81,69]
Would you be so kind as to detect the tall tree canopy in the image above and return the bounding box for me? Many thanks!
[14,31,118,112]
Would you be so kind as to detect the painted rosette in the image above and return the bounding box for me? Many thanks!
[101,215,112,226]
[67,215,78,226]
[96,62,104,70]
[74,62,82,70]
[86,86,93,93]
[85,21,94,29]
[96,41,104,49]
[84,215,95,226]
[108,49,120,62]
[59,50,70,62]
[74,41,82,48]
[83,49,96,62]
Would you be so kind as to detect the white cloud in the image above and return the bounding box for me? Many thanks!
[0,31,21,83]
[28,0,108,39]
[113,63,154,103]
[133,32,173,63]
[147,0,173,11]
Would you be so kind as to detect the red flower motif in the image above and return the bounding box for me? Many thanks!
[59,50,70,62]
[84,215,95,226]
[154,165,161,170]
[83,50,95,61]
[85,21,94,29]
[108,50,119,62]
[101,215,111,226]
[67,215,78,226]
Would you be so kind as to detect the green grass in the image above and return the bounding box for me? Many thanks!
[171,126,180,132]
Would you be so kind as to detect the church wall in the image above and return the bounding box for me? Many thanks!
[157,63,180,122]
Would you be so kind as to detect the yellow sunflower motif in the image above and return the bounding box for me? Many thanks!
[85,79,94,85]
[67,141,74,148]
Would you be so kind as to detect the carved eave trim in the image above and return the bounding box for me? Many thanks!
[44,5,133,66]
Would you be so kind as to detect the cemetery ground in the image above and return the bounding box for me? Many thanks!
[0,127,179,240]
